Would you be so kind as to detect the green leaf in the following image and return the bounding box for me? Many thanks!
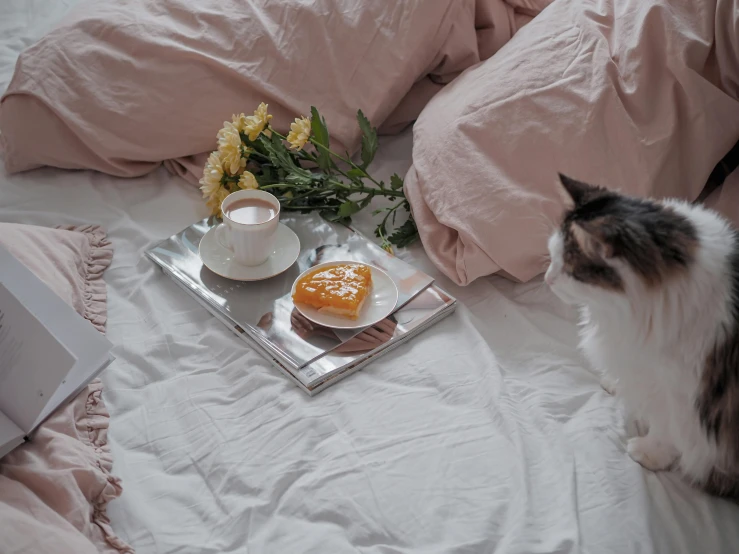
[260,134,289,166]
[310,106,333,172]
[310,107,329,147]
[347,168,366,179]
[357,109,378,169]
[309,171,329,183]
[320,209,344,223]
[337,200,361,219]
[242,132,269,157]
[285,172,314,186]
[261,134,314,185]
[359,195,373,210]
[255,165,276,187]
[390,173,404,191]
[395,232,418,248]
[387,218,419,248]
[261,165,276,181]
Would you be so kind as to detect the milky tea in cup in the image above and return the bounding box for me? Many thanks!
[225,198,277,224]
[216,189,280,266]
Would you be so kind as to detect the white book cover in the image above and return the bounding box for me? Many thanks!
[0,245,114,459]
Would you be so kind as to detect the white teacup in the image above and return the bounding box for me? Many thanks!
[216,189,280,266]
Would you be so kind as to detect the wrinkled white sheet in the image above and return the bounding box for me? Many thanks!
[2,2,739,553]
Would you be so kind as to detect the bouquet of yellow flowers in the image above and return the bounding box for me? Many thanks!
[200,103,418,251]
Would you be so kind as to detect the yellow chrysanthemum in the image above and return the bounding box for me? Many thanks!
[199,151,224,198]
[238,171,259,190]
[217,121,247,175]
[243,102,273,141]
[286,116,311,150]
[230,113,247,134]
[206,186,231,217]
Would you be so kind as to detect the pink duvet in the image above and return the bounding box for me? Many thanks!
[405,0,739,285]
[0,0,549,185]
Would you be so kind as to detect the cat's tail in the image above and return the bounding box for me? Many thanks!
[702,467,739,500]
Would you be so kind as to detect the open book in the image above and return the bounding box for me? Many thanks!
[0,245,113,459]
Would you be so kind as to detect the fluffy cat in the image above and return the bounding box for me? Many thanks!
[546,173,739,497]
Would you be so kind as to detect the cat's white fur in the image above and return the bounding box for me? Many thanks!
[546,199,736,482]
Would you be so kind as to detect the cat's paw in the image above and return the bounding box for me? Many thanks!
[627,437,679,471]
[634,418,650,437]
[600,375,618,395]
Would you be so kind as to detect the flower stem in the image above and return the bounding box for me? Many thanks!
[380,198,406,230]
[269,126,400,196]
[258,183,296,190]
[308,139,386,189]
[286,189,335,203]
[249,150,271,162]
[280,204,340,212]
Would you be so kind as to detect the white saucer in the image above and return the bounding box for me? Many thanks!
[199,223,300,281]
[291,261,399,330]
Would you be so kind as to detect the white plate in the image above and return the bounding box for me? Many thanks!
[291,261,399,330]
[199,223,300,281]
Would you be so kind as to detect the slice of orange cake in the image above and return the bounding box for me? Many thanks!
[292,263,373,320]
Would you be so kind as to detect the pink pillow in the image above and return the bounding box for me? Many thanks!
[404,0,739,285]
[0,224,131,554]
[0,0,548,185]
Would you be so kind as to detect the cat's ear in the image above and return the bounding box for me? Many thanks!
[557,173,602,207]
[571,219,615,259]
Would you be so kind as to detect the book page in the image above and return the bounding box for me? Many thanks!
[0,283,77,432]
[0,245,111,433]
[35,351,113,428]
[0,410,24,460]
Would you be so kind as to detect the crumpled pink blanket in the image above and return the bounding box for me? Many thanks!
[0,0,550,185]
[405,0,739,285]
[0,224,131,554]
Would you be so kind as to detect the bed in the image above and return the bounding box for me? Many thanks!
[3,1,739,553]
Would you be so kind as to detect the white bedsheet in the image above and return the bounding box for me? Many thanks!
[3,3,739,553]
